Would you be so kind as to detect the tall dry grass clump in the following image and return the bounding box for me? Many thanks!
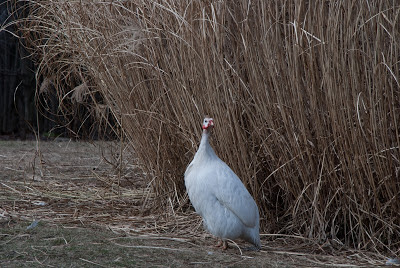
[14,0,399,252]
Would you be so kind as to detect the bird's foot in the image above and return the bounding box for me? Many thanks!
[221,240,228,250]
[215,239,228,250]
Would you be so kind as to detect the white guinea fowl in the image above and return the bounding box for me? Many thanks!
[184,117,261,250]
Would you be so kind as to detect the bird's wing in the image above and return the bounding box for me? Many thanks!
[212,160,259,228]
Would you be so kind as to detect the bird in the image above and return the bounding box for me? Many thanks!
[184,117,261,250]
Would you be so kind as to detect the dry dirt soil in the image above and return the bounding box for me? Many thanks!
[0,140,391,267]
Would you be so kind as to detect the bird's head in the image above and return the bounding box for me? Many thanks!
[202,117,214,130]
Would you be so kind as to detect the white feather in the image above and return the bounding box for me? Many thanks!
[184,118,261,249]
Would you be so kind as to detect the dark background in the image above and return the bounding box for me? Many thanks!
[0,1,115,140]
[0,0,39,139]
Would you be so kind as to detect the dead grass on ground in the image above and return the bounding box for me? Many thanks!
[0,141,393,267]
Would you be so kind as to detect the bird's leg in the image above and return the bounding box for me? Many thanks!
[214,239,228,250]
[215,239,223,248]
[221,240,228,250]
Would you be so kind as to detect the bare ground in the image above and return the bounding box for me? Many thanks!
[0,140,391,267]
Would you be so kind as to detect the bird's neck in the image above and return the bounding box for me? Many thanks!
[194,129,217,161]
[199,129,210,148]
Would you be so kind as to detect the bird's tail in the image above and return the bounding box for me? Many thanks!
[252,236,261,250]
[243,227,261,250]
